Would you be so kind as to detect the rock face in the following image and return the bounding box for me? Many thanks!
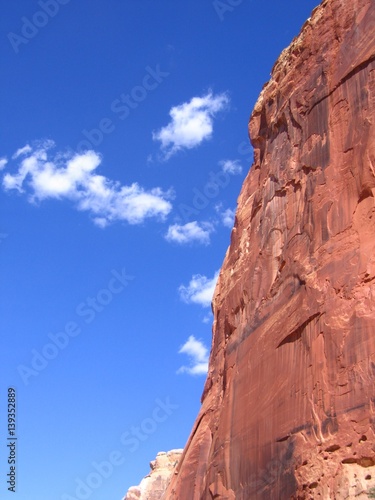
[164,0,375,498]
[123,450,182,500]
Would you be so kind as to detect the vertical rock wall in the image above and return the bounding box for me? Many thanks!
[165,0,375,498]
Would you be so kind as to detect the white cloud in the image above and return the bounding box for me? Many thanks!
[0,158,7,170]
[202,312,213,324]
[214,203,235,229]
[178,270,219,307]
[220,159,242,175]
[177,335,209,376]
[12,144,33,159]
[2,142,172,226]
[221,208,235,228]
[153,91,229,159]
[165,221,214,245]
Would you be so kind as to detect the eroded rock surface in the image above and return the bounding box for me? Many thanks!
[123,449,182,500]
[165,0,375,498]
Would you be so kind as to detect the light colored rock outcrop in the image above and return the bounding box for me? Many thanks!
[123,449,182,500]
[164,0,375,498]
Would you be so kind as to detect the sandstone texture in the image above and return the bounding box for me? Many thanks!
[123,449,182,500]
[165,0,375,498]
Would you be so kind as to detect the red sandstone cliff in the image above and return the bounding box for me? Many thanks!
[165,0,375,498]
[123,450,182,500]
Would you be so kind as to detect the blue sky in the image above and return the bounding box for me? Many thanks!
[1,1,319,499]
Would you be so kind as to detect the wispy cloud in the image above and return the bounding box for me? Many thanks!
[0,158,7,170]
[177,335,209,375]
[221,208,235,228]
[178,270,219,307]
[214,202,236,229]
[202,312,213,324]
[153,91,229,160]
[12,144,32,159]
[2,141,172,227]
[165,221,214,245]
[219,159,242,175]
